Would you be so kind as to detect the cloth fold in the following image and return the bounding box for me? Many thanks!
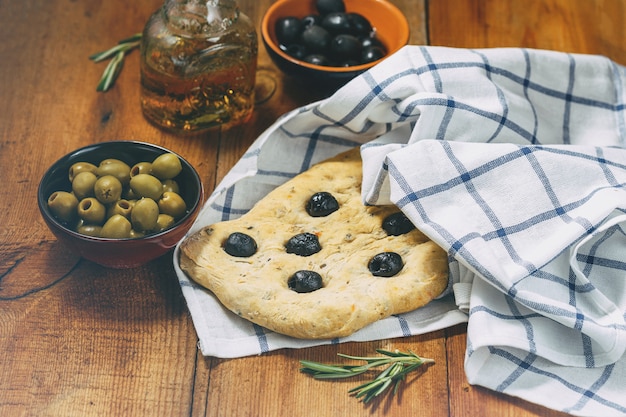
[380,140,626,369]
[173,45,626,416]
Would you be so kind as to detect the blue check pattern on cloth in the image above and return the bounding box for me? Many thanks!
[174,46,626,416]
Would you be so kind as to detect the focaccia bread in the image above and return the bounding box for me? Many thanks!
[179,148,448,339]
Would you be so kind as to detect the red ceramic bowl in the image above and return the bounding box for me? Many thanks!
[261,0,409,85]
[38,141,203,268]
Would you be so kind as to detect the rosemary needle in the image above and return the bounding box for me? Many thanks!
[300,349,434,403]
[89,33,142,92]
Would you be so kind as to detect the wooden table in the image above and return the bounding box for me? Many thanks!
[1,1,624,416]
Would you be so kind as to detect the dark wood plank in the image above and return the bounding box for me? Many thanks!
[205,334,450,417]
[428,0,626,65]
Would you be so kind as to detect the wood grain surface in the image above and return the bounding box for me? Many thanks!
[0,1,623,416]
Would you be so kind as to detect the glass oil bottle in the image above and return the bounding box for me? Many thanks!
[140,0,258,133]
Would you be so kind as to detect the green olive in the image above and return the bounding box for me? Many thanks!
[131,198,159,232]
[52,154,190,239]
[96,159,131,185]
[77,224,102,237]
[71,171,97,200]
[101,214,132,238]
[77,197,106,224]
[158,191,187,220]
[107,199,133,219]
[129,174,163,200]
[151,153,182,180]
[68,162,97,182]
[129,229,145,239]
[155,213,175,232]
[130,161,152,177]
[94,175,123,204]
[47,191,79,222]
[161,179,180,194]
[123,187,138,200]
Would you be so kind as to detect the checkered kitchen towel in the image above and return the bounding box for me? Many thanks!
[174,46,626,416]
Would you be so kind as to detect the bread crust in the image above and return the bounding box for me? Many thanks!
[179,148,448,339]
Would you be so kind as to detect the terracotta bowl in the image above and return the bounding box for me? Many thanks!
[261,0,410,86]
[37,141,203,268]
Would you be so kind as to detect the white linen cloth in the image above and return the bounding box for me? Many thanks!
[173,45,626,416]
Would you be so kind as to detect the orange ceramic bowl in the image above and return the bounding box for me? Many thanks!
[38,141,203,269]
[261,0,409,86]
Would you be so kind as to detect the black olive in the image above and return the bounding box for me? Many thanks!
[282,43,308,60]
[272,0,387,69]
[368,252,404,277]
[360,36,385,51]
[303,54,332,66]
[347,13,373,36]
[275,16,303,46]
[321,12,352,35]
[301,25,332,53]
[288,270,323,293]
[223,232,257,257]
[382,212,416,236]
[301,14,321,28]
[306,192,339,217]
[329,34,361,61]
[339,59,359,67]
[285,232,322,256]
[361,45,387,64]
[316,0,345,15]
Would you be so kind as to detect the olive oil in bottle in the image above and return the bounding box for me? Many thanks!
[140,0,257,134]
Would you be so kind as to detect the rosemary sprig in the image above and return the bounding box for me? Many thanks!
[300,349,434,403]
[89,33,142,92]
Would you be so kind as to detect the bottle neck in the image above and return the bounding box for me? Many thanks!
[164,0,239,36]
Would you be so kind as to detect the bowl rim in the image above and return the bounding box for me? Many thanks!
[261,0,410,73]
[37,140,204,243]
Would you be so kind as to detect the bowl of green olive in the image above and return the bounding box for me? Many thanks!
[38,141,203,268]
[261,0,409,87]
